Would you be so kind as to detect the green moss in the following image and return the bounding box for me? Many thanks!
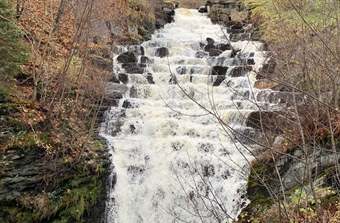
[1,169,104,223]
[1,139,106,223]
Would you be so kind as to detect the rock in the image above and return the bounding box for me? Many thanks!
[155,47,169,58]
[128,45,145,56]
[212,75,226,86]
[209,49,223,56]
[117,51,138,63]
[204,44,215,52]
[118,73,128,84]
[176,66,187,75]
[206,37,215,45]
[101,82,126,110]
[155,1,176,29]
[212,66,228,76]
[0,148,46,203]
[227,27,244,34]
[230,49,241,58]
[247,58,255,65]
[198,5,208,13]
[195,51,208,58]
[141,56,152,64]
[229,66,252,77]
[216,43,231,51]
[107,73,119,83]
[122,63,145,74]
[146,73,155,84]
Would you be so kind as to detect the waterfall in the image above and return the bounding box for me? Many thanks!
[100,8,268,223]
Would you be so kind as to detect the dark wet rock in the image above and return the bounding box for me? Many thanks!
[155,1,177,29]
[130,86,138,98]
[212,66,228,76]
[122,63,145,74]
[212,75,226,86]
[100,82,127,112]
[146,73,155,84]
[155,47,169,58]
[122,100,133,109]
[195,51,208,58]
[231,23,243,30]
[141,56,152,64]
[230,48,241,58]
[169,75,177,84]
[202,165,215,177]
[216,43,231,51]
[247,58,255,65]
[229,66,252,77]
[117,51,138,63]
[227,28,244,34]
[118,73,128,84]
[198,5,208,13]
[107,73,119,83]
[176,66,187,75]
[204,44,216,52]
[209,49,223,56]
[128,45,145,56]
[206,37,215,45]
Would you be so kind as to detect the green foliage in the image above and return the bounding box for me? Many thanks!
[0,0,28,78]
[244,0,339,40]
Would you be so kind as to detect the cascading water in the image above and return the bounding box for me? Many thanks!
[100,8,269,223]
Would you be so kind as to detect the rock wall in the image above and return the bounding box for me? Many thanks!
[206,0,250,25]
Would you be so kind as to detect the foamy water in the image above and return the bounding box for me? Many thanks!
[101,8,268,223]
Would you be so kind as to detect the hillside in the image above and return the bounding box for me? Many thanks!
[0,0,177,222]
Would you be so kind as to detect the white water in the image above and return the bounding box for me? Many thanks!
[101,8,268,223]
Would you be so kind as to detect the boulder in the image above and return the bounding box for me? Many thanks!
[212,75,226,86]
[128,45,145,56]
[198,5,208,13]
[230,48,241,58]
[118,73,128,84]
[176,66,187,75]
[195,51,208,58]
[204,44,216,52]
[229,66,252,77]
[206,37,215,45]
[141,56,152,64]
[216,43,231,51]
[209,49,223,56]
[155,1,176,29]
[212,66,228,75]
[122,63,145,74]
[155,47,169,58]
[117,51,138,63]
[146,73,155,84]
